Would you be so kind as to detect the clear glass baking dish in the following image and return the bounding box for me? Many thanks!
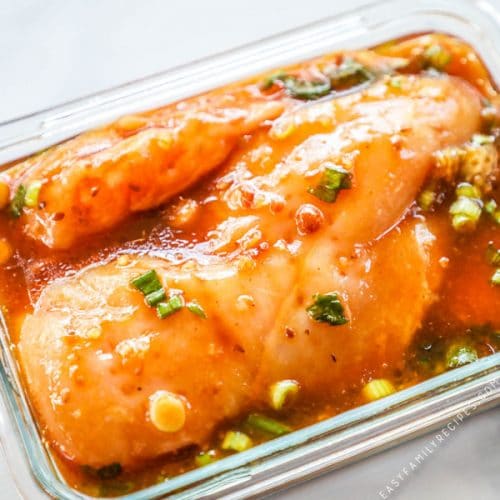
[0,0,499,498]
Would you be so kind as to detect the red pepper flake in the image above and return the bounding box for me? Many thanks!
[53,212,65,221]
[240,187,255,209]
[330,354,337,363]
[285,327,295,338]
[270,197,285,214]
[304,329,311,335]
[129,184,141,192]
[233,344,245,353]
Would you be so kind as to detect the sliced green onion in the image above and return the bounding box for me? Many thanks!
[24,180,42,208]
[246,413,291,436]
[434,146,465,176]
[263,73,331,100]
[262,60,373,100]
[308,165,352,203]
[195,450,216,467]
[484,199,500,225]
[486,242,500,267]
[283,77,331,100]
[145,288,166,307]
[423,44,452,71]
[451,214,477,232]
[269,379,300,411]
[446,345,478,369]
[455,182,481,199]
[449,197,482,232]
[462,144,497,192]
[130,270,162,295]
[82,462,123,480]
[388,76,403,89]
[157,295,184,319]
[306,292,348,326]
[98,462,122,480]
[9,184,26,218]
[221,431,253,452]
[491,269,500,286]
[484,198,497,215]
[362,379,396,401]
[186,300,207,319]
[417,189,437,211]
[327,59,374,90]
[472,133,495,146]
[261,71,288,90]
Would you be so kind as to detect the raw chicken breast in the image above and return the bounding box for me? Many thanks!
[18,72,483,468]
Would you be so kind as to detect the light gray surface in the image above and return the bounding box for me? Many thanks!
[0,1,498,499]
[275,407,500,500]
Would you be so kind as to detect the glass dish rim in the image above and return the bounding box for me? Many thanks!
[0,0,499,498]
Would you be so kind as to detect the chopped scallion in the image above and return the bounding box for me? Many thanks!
[462,144,496,193]
[261,71,288,90]
[471,133,495,146]
[451,213,477,232]
[423,44,452,71]
[446,345,478,369]
[417,189,436,211]
[186,300,207,319]
[491,269,500,286]
[455,182,481,199]
[130,270,162,295]
[195,450,216,467]
[449,196,482,232]
[221,431,253,452]
[484,198,497,215]
[24,181,42,208]
[327,59,374,90]
[284,77,331,100]
[262,59,373,100]
[82,462,122,480]
[98,462,122,480]
[306,292,348,326]
[145,288,167,307]
[484,199,500,225]
[157,295,184,319]
[9,184,26,218]
[246,413,291,436]
[388,76,403,89]
[269,379,300,411]
[263,73,331,100]
[486,242,500,267]
[362,379,396,401]
[308,165,352,203]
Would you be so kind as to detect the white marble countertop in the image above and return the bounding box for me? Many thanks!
[0,1,498,498]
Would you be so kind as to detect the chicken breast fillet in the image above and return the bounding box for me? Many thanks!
[6,90,284,249]
[6,34,486,251]
[18,73,482,468]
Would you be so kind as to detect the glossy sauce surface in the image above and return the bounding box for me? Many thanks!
[0,33,498,496]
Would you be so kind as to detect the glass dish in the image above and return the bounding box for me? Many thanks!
[0,0,499,498]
